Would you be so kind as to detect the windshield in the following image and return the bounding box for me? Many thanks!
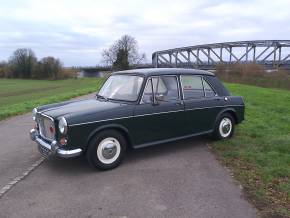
[98,75,144,102]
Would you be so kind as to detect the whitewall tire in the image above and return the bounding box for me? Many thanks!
[213,113,235,140]
[86,130,127,170]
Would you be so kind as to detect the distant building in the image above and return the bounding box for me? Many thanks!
[77,70,111,78]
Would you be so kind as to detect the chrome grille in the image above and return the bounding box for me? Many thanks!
[37,113,55,141]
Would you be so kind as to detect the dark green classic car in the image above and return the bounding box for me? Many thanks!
[30,68,244,170]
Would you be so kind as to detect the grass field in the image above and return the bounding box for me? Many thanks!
[212,83,290,217]
[0,78,104,120]
[0,78,289,216]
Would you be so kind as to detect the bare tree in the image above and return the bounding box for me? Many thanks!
[102,35,146,69]
[9,48,37,78]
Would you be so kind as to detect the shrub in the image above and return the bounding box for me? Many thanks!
[215,63,290,90]
[59,67,77,79]
[0,61,9,78]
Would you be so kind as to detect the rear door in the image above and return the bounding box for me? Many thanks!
[132,75,185,146]
[180,75,225,134]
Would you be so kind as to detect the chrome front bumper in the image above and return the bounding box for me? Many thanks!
[30,129,82,158]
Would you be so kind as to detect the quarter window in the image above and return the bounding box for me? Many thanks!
[203,79,216,97]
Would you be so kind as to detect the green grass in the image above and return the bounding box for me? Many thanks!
[212,83,290,217]
[0,78,104,120]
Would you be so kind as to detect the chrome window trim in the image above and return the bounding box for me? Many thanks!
[201,76,206,98]
[150,78,155,104]
[176,75,181,101]
[140,75,181,104]
[69,104,243,127]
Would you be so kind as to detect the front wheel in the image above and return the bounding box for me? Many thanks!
[212,113,235,140]
[86,130,127,170]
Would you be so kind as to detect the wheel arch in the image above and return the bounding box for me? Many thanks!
[85,124,133,153]
[215,108,238,126]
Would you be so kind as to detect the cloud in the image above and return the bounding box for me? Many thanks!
[0,0,289,66]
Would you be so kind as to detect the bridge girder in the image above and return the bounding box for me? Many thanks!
[152,40,290,70]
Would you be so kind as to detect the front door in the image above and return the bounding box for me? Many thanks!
[132,75,185,146]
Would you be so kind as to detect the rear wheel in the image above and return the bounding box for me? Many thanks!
[86,130,127,170]
[212,113,235,140]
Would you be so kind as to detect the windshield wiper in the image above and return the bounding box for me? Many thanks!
[96,94,109,101]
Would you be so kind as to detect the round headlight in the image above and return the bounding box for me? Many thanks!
[58,117,68,134]
[32,108,37,121]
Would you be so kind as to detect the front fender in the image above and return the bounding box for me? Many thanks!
[85,123,132,152]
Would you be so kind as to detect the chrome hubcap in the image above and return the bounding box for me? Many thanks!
[97,137,121,164]
[102,143,117,159]
[219,118,232,138]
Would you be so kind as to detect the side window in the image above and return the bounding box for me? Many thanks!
[180,75,204,99]
[152,77,166,94]
[141,78,153,104]
[141,76,179,103]
[203,79,216,97]
[154,76,179,101]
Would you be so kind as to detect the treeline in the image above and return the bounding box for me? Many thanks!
[0,48,65,79]
[82,66,111,73]
[81,63,153,73]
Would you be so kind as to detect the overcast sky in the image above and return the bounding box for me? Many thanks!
[0,0,289,66]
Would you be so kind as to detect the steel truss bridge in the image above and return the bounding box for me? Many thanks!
[152,40,290,70]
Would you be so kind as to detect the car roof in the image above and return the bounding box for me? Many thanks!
[113,68,215,77]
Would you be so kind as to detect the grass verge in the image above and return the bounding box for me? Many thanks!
[211,83,290,217]
[0,78,104,120]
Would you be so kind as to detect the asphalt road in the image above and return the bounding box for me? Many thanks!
[0,94,258,218]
